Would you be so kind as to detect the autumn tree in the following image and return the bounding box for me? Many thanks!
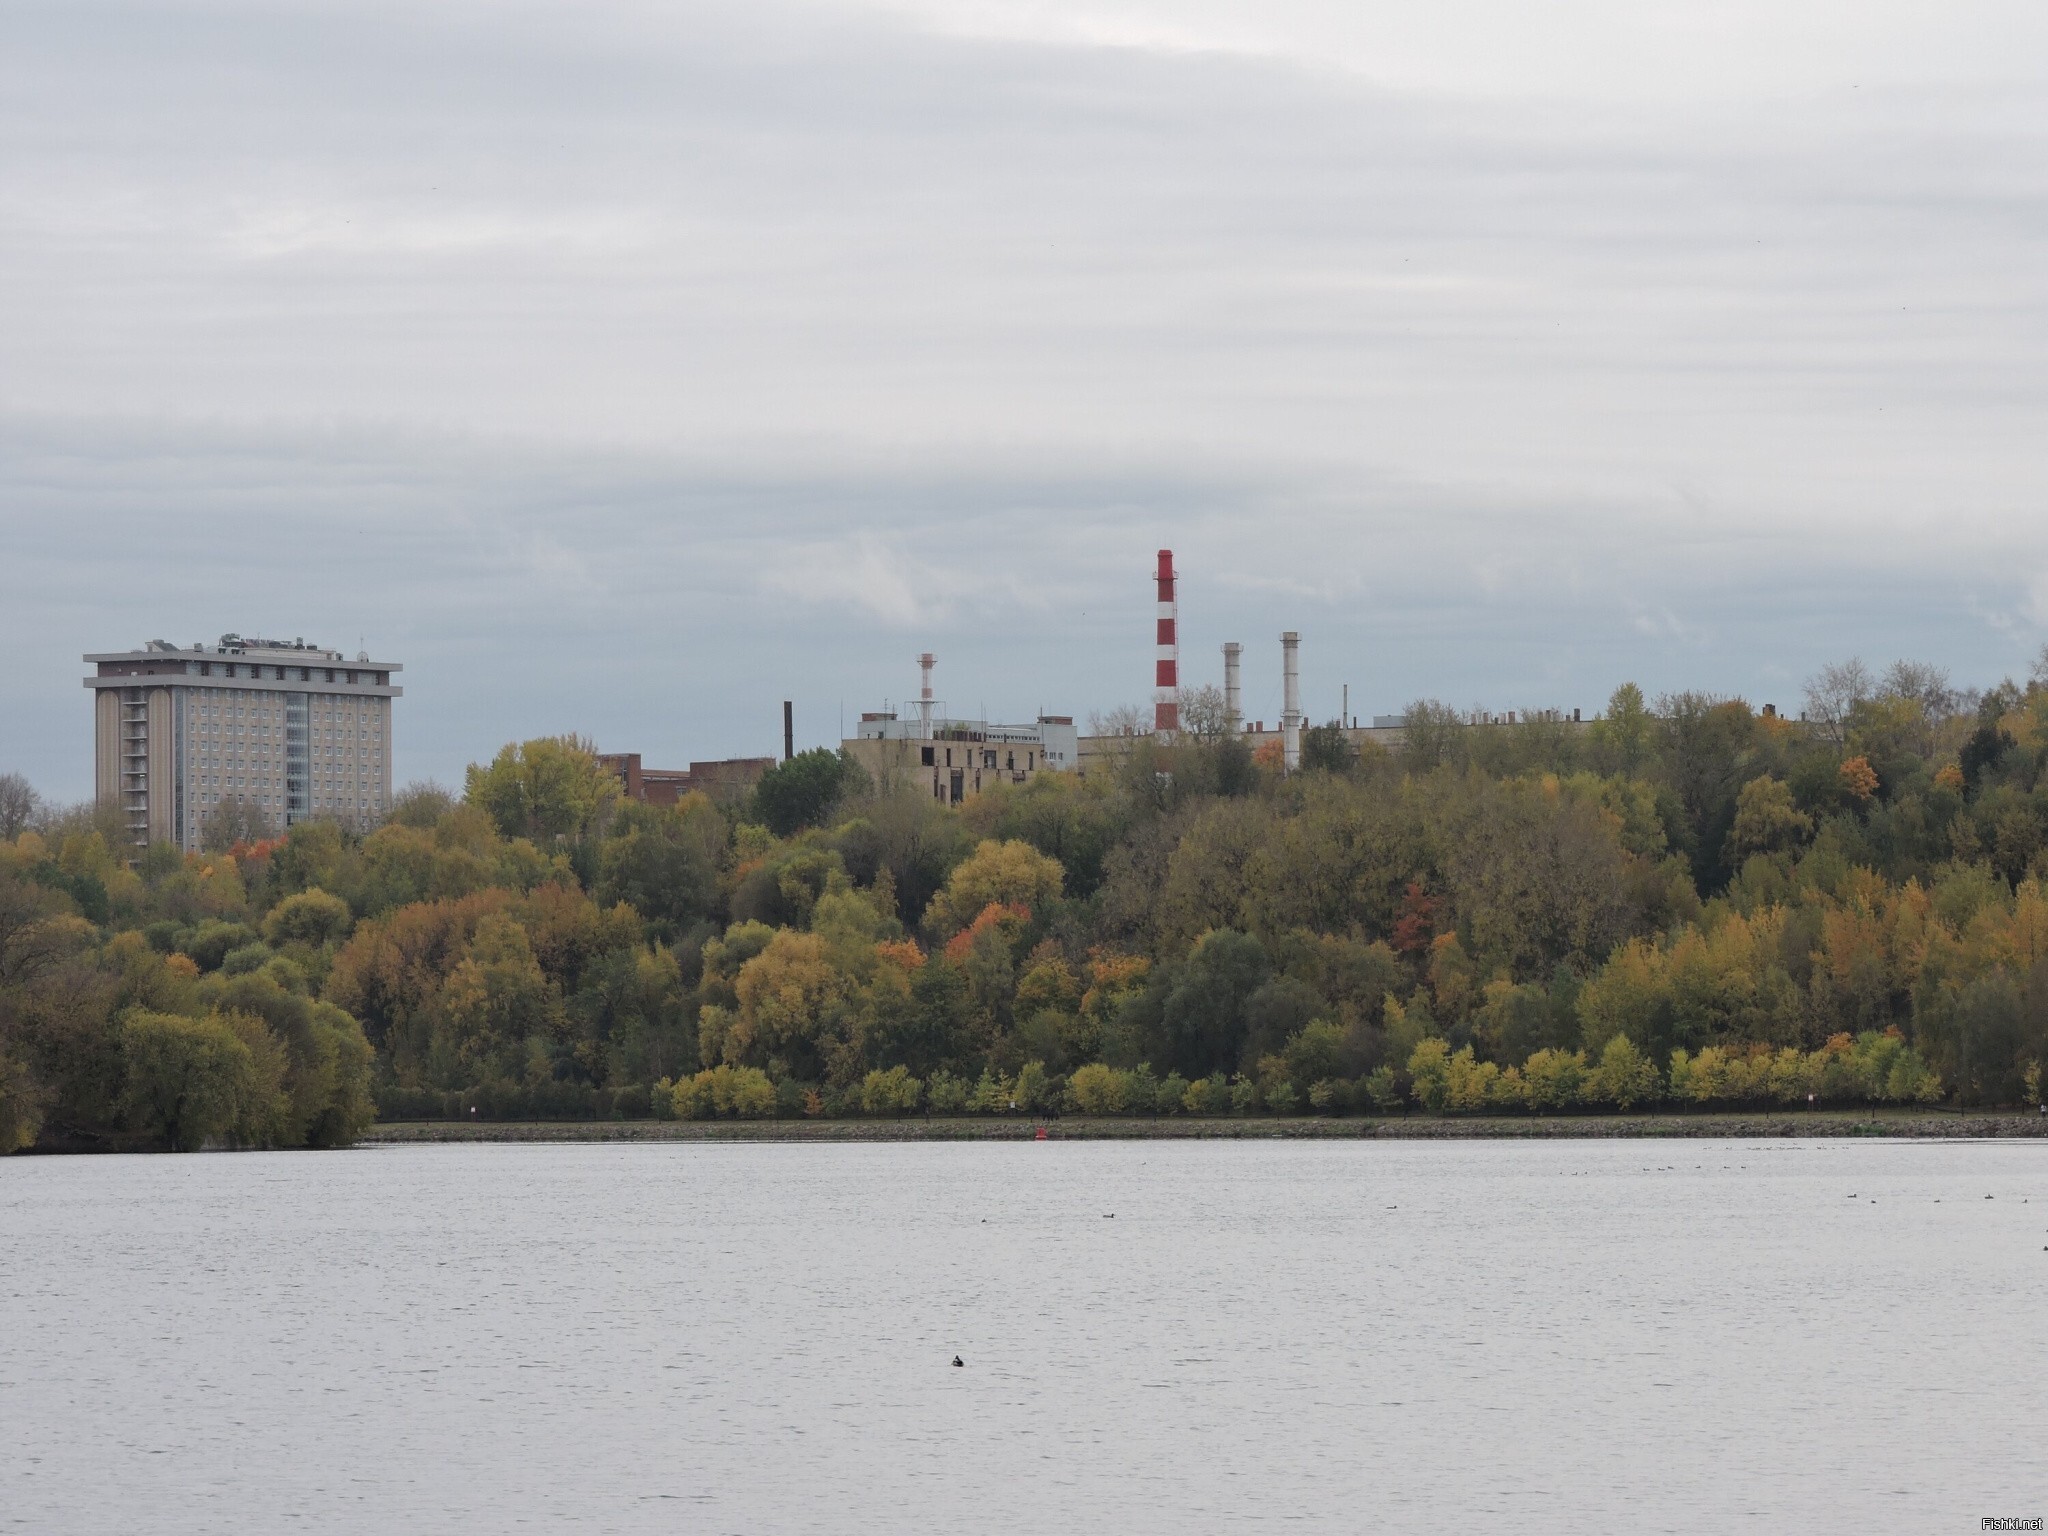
[922,839,1065,938]
[1399,700,1466,773]
[263,888,355,949]
[0,773,39,841]
[1804,659,1874,747]
[465,735,621,842]
[1728,776,1813,861]
[389,781,458,828]
[203,794,278,852]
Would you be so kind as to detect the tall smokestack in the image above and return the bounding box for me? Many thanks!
[917,652,936,739]
[1154,549,1179,740]
[1281,631,1301,772]
[1223,642,1242,730]
[783,700,794,763]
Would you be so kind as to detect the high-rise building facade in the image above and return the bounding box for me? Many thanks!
[85,635,401,852]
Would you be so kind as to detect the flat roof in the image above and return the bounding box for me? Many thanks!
[84,645,400,670]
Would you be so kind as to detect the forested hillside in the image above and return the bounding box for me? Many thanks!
[7,664,2048,1150]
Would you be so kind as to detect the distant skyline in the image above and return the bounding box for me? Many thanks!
[5,0,2047,800]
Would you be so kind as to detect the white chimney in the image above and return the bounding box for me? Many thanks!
[917,652,936,738]
[1223,642,1242,730]
[1281,631,1302,772]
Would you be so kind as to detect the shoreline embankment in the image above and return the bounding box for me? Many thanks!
[359,1112,2048,1144]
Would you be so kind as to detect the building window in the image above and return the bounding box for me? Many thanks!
[921,746,934,767]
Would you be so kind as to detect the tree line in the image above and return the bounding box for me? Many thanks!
[5,653,2048,1149]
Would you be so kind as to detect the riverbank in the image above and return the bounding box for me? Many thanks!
[359,1111,2048,1143]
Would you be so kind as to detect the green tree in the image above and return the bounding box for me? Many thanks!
[1407,1037,1452,1114]
[925,1068,970,1113]
[1014,1060,1053,1113]
[866,957,976,1079]
[209,969,375,1147]
[437,913,557,1083]
[118,1011,258,1151]
[1364,1064,1403,1114]
[751,748,868,838]
[1067,1061,1127,1114]
[1300,721,1355,775]
[1399,700,1465,773]
[673,1064,776,1119]
[1158,929,1270,1079]
[0,1042,43,1151]
[1587,1034,1661,1110]
[464,736,621,842]
[596,796,724,936]
[388,781,457,828]
[859,1064,923,1116]
[1589,683,1654,775]
[1727,776,1813,861]
[262,888,355,949]
[963,774,1123,898]
[1916,971,2036,1107]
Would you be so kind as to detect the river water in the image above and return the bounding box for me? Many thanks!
[2,1139,2042,1533]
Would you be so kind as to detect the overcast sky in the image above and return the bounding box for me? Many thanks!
[4,0,2047,799]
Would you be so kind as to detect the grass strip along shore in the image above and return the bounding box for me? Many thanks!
[362,1110,2048,1143]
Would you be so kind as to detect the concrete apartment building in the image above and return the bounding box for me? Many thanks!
[86,635,401,852]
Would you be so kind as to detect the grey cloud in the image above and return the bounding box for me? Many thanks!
[2,0,2045,796]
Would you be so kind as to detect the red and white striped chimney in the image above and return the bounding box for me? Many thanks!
[1154,549,1179,740]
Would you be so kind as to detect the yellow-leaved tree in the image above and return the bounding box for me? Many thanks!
[464,735,621,842]
[922,839,1065,939]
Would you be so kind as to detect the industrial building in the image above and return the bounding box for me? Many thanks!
[84,635,400,852]
[599,752,775,807]
[842,653,1078,803]
[1074,549,1611,773]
